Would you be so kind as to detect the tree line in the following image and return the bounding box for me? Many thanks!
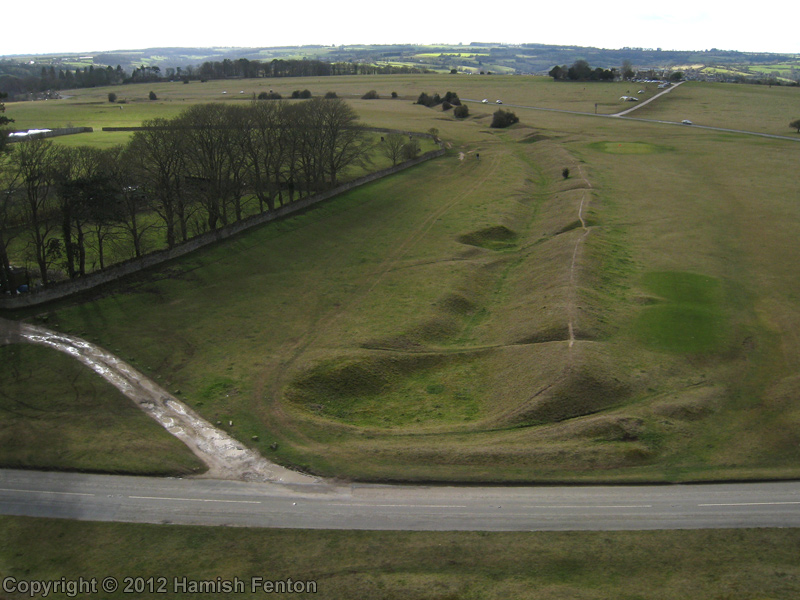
[0,57,428,96]
[0,62,128,95]
[0,97,375,292]
[549,60,617,82]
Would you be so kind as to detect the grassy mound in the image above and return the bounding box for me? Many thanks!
[504,367,631,426]
[456,225,518,250]
[285,352,485,428]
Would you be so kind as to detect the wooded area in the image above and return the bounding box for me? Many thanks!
[0,97,375,292]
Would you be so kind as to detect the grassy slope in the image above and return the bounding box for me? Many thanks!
[5,76,800,483]
[0,344,204,474]
[2,516,799,600]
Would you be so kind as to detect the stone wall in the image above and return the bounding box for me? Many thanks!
[0,147,445,310]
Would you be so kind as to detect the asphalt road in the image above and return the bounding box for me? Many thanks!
[463,94,800,144]
[2,469,799,531]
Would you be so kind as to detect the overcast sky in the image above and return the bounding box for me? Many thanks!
[2,0,796,56]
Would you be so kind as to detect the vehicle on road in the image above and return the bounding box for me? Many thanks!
[682,119,693,125]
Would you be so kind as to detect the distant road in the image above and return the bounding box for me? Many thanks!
[463,88,800,144]
[2,469,800,531]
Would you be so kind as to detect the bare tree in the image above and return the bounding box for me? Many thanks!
[113,145,154,258]
[128,119,187,248]
[10,138,62,284]
[178,103,237,230]
[241,100,284,213]
[381,133,406,167]
[0,137,21,291]
[313,97,370,186]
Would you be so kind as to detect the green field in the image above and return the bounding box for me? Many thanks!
[4,76,800,485]
[2,516,799,600]
[5,74,800,600]
[628,80,800,134]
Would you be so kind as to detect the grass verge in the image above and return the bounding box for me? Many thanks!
[2,516,799,599]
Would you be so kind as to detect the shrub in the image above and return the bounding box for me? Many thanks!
[453,105,469,119]
[107,92,117,103]
[443,91,461,105]
[562,168,570,179]
[362,90,379,99]
[324,91,338,99]
[258,91,282,100]
[401,138,421,160]
[490,109,519,128]
[391,91,398,98]
[441,101,453,111]
[148,91,157,101]
[416,92,434,106]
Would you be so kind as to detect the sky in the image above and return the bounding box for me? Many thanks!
[2,0,797,56]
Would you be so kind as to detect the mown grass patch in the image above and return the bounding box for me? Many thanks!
[633,271,729,354]
[586,141,672,155]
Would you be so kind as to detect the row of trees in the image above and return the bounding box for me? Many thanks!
[0,63,128,95]
[549,60,617,82]
[197,58,426,80]
[0,97,375,291]
[0,57,429,96]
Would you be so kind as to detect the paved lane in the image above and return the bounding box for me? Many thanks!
[2,469,799,531]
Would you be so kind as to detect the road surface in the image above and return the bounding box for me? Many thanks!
[463,86,800,144]
[2,469,799,531]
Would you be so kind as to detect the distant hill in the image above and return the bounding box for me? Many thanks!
[2,43,798,93]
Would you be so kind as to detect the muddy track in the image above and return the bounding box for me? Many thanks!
[0,317,317,484]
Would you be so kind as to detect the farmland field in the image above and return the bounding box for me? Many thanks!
[3,76,800,484]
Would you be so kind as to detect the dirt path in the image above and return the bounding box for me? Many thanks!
[567,166,593,349]
[0,317,317,484]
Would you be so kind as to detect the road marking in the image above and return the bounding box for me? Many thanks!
[0,488,94,497]
[523,505,653,509]
[698,501,800,507]
[326,503,468,508]
[129,495,261,504]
